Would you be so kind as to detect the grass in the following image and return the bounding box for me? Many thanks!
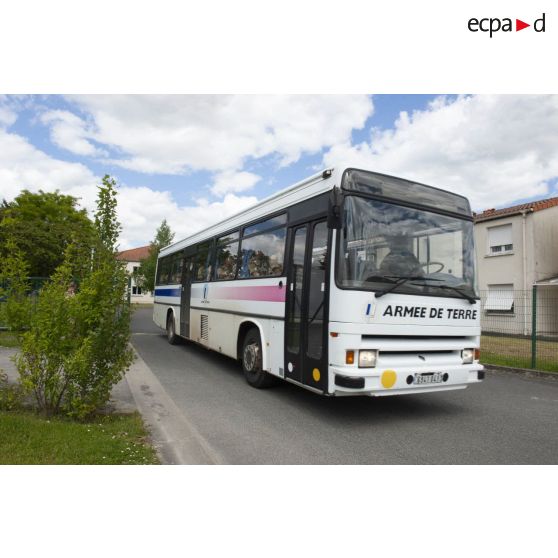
[0,411,160,464]
[481,335,558,373]
[0,331,20,348]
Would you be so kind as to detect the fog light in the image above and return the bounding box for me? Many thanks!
[462,348,474,364]
[359,350,377,368]
[346,350,355,365]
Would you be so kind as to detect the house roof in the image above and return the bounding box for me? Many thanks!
[474,196,558,223]
[116,245,151,262]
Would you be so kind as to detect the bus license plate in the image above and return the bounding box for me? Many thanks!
[414,372,444,385]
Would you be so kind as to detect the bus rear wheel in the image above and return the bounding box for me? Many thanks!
[166,312,179,345]
[242,328,276,389]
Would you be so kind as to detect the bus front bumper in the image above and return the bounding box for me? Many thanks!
[329,363,484,396]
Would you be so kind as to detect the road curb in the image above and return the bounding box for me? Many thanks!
[125,346,222,465]
[483,364,558,381]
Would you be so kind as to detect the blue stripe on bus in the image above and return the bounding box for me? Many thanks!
[154,287,181,297]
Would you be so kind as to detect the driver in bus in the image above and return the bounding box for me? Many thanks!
[379,234,423,278]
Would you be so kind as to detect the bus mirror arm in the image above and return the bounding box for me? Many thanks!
[327,186,343,230]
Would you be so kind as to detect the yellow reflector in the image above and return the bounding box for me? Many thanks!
[346,351,355,365]
[312,368,321,382]
[381,370,397,388]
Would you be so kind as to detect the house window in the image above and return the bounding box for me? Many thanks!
[132,286,142,295]
[487,224,513,255]
[484,284,514,314]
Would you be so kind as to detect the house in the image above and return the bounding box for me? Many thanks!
[116,245,154,303]
[474,196,558,337]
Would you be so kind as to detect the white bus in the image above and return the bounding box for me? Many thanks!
[153,167,484,396]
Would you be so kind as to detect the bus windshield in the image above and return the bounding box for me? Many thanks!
[337,195,478,299]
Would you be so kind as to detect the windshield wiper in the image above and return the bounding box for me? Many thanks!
[435,285,477,304]
[374,276,443,298]
[365,275,398,284]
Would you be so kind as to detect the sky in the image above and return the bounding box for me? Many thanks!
[1,94,557,250]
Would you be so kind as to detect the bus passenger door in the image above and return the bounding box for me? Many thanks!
[180,256,193,338]
[285,220,329,392]
[285,226,307,383]
[303,221,329,392]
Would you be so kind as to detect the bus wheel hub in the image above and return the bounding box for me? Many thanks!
[244,344,259,371]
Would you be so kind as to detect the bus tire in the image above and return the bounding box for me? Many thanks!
[241,328,276,389]
[166,312,179,345]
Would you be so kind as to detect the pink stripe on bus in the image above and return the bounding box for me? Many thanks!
[212,285,286,302]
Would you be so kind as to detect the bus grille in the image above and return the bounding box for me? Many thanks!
[201,315,208,341]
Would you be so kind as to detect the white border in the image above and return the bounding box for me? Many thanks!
[2,1,556,555]
[0,0,556,93]
[2,466,556,557]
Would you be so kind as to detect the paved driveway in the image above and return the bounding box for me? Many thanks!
[132,307,558,464]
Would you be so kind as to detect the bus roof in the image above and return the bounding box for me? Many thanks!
[160,167,337,257]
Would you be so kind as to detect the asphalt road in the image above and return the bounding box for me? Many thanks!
[131,307,558,464]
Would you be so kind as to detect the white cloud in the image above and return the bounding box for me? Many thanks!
[40,109,105,157]
[210,170,260,196]
[0,106,17,128]
[9,94,558,252]
[324,95,558,210]
[115,187,257,250]
[0,129,98,202]
[0,127,257,250]
[54,95,373,178]
[0,96,18,128]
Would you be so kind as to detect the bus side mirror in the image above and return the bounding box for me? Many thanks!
[328,186,343,229]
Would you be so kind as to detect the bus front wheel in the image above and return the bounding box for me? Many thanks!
[242,328,275,389]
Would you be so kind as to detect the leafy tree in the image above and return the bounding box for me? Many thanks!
[16,175,134,419]
[0,240,34,332]
[0,190,94,278]
[94,175,121,254]
[134,219,175,293]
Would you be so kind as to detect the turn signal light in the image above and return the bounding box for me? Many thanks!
[474,348,480,360]
[346,350,355,365]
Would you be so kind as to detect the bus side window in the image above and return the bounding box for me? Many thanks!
[158,256,171,285]
[239,228,286,278]
[169,253,183,284]
[216,231,240,281]
[194,241,213,282]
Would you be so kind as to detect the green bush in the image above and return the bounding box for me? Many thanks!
[17,250,134,418]
[15,175,135,419]
[0,370,23,411]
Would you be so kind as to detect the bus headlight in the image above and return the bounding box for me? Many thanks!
[359,350,377,368]
[461,348,474,364]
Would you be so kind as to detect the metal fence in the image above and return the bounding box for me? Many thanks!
[480,288,558,372]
